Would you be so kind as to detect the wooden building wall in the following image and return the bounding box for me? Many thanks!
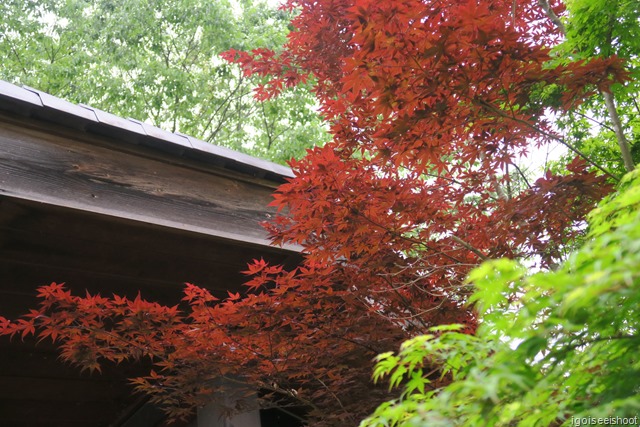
[0,81,301,427]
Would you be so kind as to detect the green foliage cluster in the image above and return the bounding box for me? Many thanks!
[0,0,327,163]
[361,168,640,426]
[552,0,640,177]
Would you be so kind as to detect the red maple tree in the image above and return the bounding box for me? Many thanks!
[0,0,626,425]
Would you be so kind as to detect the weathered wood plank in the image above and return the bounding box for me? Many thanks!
[0,81,293,181]
[0,118,297,250]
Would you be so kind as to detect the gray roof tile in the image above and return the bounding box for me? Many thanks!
[23,86,98,122]
[0,81,43,107]
[80,104,147,137]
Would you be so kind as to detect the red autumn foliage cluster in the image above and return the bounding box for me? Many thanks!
[0,0,625,425]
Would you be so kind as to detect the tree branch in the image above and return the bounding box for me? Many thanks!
[449,235,489,261]
[476,99,620,181]
[603,91,635,172]
[537,0,566,34]
[538,0,634,173]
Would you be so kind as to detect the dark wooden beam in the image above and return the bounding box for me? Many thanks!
[0,196,302,309]
[0,117,299,251]
[0,400,131,427]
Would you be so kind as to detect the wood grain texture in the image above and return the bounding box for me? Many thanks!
[0,118,297,249]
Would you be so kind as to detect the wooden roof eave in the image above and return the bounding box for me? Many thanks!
[0,80,301,253]
[0,80,294,182]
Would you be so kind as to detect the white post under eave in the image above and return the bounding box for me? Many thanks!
[196,404,262,427]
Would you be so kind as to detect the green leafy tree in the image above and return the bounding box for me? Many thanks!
[0,0,327,163]
[548,0,640,176]
[362,167,640,426]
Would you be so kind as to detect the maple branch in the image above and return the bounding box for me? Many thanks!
[352,210,465,265]
[220,375,320,419]
[558,333,640,354]
[633,97,640,116]
[511,162,532,189]
[475,99,620,181]
[315,321,382,354]
[418,170,500,202]
[262,404,308,423]
[572,111,615,133]
[484,156,509,200]
[196,305,289,377]
[9,40,29,75]
[375,262,477,297]
[320,167,485,266]
[449,235,489,261]
[601,19,635,173]
[506,163,513,200]
[376,275,432,330]
[537,0,566,34]
[369,295,451,323]
[36,315,170,366]
[201,75,248,142]
[314,376,350,418]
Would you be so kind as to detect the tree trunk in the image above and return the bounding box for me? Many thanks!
[602,90,635,172]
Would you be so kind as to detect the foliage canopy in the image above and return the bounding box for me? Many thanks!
[362,167,640,426]
[0,0,327,163]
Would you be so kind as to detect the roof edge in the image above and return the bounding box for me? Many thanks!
[0,80,295,182]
